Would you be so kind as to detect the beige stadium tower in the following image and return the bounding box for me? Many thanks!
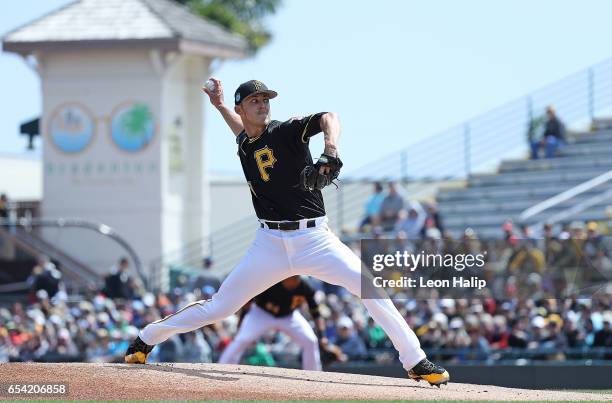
[2,0,247,289]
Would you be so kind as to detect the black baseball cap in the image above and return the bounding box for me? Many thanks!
[234,80,278,105]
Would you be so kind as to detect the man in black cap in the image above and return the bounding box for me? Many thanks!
[125,78,449,387]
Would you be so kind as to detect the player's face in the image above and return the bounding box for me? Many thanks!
[237,94,270,126]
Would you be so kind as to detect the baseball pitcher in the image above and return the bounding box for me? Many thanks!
[125,79,449,386]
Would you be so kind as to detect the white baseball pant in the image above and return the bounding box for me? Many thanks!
[218,304,321,371]
[139,217,426,370]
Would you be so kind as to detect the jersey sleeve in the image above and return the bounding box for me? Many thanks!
[236,131,247,156]
[280,112,327,144]
[236,131,246,144]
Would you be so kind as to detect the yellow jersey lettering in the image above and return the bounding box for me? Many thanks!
[254,146,277,182]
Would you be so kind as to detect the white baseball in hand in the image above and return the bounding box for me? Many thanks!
[203,79,216,92]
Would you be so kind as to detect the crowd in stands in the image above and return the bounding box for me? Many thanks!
[1,259,220,364]
[2,217,611,366]
[1,167,610,365]
[360,218,611,358]
[359,182,444,238]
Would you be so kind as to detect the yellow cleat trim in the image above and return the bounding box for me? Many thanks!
[124,351,149,364]
[411,370,450,385]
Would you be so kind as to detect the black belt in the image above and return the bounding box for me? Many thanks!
[260,219,316,230]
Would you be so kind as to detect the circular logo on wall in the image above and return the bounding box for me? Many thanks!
[49,104,95,153]
[110,102,155,152]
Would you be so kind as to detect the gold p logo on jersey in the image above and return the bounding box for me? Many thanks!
[254,146,277,182]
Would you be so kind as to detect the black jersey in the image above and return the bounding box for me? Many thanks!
[236,113,327,221]
[254,279,320,319]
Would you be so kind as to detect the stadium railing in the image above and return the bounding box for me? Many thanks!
[347,57,612,181]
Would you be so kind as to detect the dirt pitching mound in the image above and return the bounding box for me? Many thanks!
[0,362,608,401]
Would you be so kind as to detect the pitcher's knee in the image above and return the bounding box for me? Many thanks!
[198,298,242,322]
[336,272,363,297]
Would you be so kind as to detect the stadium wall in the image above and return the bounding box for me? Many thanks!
[326,362,612,389]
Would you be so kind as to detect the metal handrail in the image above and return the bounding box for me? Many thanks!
[534,187,612,227]
[346,57,612,180]
[0,218,146,288]
[148,235,212,267]
[0,281,30,293]
[518,168,612,222]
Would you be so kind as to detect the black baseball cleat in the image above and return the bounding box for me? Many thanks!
[408,358,450,387]
[124,336,154,364]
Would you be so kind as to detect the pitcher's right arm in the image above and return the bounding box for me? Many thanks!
[203,77,244,136]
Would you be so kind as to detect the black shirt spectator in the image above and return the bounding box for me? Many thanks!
[27,256,62,300]
[530,106,565,159]
[543,107,565,140]
[508,322,529,349]
[593,321,611,347]
[191,257,221,292]
[0,194,9,219]
[103,257,133,299]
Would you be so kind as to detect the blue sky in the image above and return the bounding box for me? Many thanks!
[2,0,612,176]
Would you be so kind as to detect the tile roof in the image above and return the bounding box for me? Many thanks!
[2,0,246,56]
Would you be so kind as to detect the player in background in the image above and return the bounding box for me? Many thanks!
[219,275,345,370]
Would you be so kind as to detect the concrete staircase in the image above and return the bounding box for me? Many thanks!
[0,226,101,290]
[436,120,612,238]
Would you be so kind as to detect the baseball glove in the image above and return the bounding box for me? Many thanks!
[300,154,343,191]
